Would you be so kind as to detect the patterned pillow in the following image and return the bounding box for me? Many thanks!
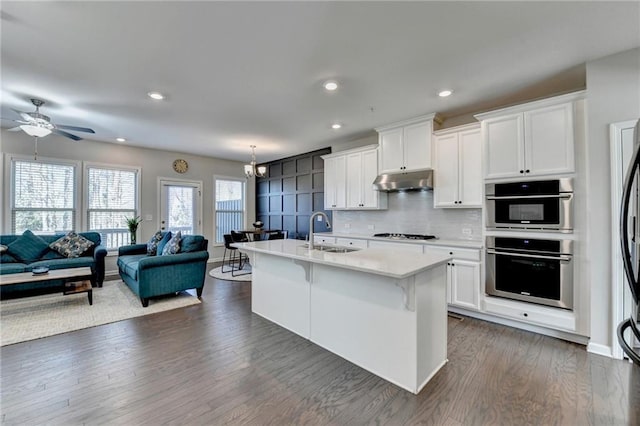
[7,230,50,263]
[49,231,95,258]
[146,231,164,255]
[161,231,182,255]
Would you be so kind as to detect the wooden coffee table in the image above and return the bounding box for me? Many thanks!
[0,267,94,305]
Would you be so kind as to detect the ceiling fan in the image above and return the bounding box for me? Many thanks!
[4,98,95,141]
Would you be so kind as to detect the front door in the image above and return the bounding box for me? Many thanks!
[159,180,202,236]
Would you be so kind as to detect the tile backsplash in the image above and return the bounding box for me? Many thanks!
[332,191,482,240]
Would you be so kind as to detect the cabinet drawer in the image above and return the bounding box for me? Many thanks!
[368,240,424,253]
[314,236,336,245]
[483,296,576,331]
[426,246,480,261]
[335,238,368,249]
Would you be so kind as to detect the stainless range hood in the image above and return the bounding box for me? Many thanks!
[372,169,434,192]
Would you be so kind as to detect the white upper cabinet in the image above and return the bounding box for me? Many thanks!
[475,92,583,180]
[323,145,387,211]
[323,155,346,209]
[376,114,441,174]
[433,124,482,208]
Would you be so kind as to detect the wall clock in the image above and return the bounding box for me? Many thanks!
[172,159,189,174]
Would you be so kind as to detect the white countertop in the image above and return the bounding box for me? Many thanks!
[316,232,484,249]
[233,239,451,279]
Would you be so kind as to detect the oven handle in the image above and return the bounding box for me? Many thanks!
[485,194,573,200]
[486,249,572,262]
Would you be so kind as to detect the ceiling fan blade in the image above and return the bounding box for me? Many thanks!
[52,128,83,141]
[55,124,95,134]
[11,109,34,122]
[7,126,22,132]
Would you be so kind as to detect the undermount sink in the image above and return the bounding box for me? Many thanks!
[300,243,361,253]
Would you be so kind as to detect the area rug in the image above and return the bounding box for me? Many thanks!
[0,280,200,346]
[208,265,252,282]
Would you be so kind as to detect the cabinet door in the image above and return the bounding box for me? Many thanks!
[324,157,337,209]
[484,114,524,179]
[324,156,346,209]
[361,149,380,208]
[346,152,363,208]
[379,128,404,173]
[524,102,574,176]
[458,128,482,207]
[450,260,480,310]
[404,121,433,171]
[433,133,460,208]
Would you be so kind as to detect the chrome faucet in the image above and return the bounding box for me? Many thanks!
[309,211,332,249]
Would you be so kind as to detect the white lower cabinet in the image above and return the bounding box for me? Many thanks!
[368,240,424,253]
[448,260,481,310]
[335,238,368,249]
[426,246,481,311]
[314,235,336,245]
[483,296,576,332]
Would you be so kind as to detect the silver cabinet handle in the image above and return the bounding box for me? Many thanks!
[486,194,572,200]
[487,249,572,262]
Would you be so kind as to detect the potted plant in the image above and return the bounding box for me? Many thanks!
[125,216,143,244]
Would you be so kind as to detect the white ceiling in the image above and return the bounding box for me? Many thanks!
[1,1,639,163]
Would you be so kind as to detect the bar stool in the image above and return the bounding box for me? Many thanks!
[222,234,249,276]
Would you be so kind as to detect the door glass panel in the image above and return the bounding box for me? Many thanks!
[166,186,194,235]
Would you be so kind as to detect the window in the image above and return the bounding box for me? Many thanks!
[86,165,139,250]
[11,159,77,234]
[214,178,245,243]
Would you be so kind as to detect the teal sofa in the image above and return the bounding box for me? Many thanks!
[0,231,107,297]
[117,234,209,307]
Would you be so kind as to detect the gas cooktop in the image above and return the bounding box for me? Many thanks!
[373,233,437,240]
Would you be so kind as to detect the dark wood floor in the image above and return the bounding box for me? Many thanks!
[1,275,638,425]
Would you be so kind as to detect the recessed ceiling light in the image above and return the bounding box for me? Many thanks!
[438,90,453,97]
[116,137,126,142]
[147,91,165,100]
[324,81,338,91]
[331,123,342,130]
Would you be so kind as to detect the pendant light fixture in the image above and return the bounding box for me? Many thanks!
[244,145,266,178]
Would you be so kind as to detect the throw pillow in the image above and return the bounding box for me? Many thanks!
[180,235,204,253]
[1,253,16,263]
[7,230,50,263]
[146,231,164,255]
[49,231,95,258]
[161,231,182,255]
[156,231,172,255]
[0,244,7,254]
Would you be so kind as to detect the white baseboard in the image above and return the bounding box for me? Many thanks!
[587,342,613,358]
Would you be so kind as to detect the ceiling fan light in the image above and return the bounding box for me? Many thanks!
[20,125,52,137]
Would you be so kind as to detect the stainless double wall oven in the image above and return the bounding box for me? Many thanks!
[486,236,573,310]
[485,178,575,310]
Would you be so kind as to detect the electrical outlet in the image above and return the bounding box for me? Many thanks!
[462,228,472,236]
[344,223,351,229]
[367,224,375,230]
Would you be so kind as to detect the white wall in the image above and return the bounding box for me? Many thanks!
[1,130,256,273]
[585,47,640,353]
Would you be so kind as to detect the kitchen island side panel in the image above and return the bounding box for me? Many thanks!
[251,252,311,338]
[416,265,448,392]
[310,264,447,393]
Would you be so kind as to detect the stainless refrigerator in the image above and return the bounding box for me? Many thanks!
[619,118,640,364]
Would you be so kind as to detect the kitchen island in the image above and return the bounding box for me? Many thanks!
[234,239,451,394]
